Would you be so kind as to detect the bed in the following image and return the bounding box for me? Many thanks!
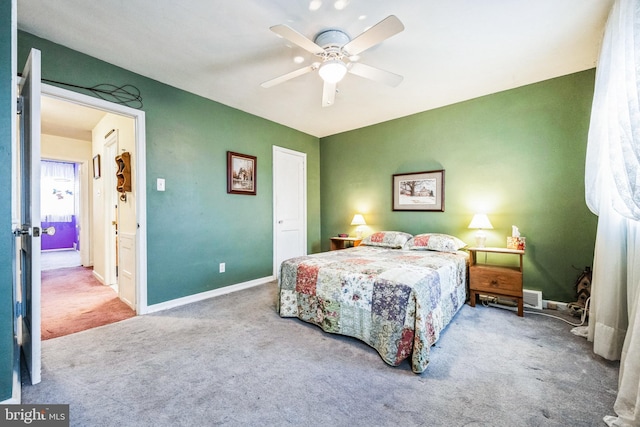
[277,231,469,373]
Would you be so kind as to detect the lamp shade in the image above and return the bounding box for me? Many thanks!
[468,214,493,229]
[350,214,366,226]
[319,60,348,83]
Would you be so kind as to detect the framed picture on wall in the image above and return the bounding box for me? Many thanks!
[392,169,445,211]
[227,151,257,195]
[93,154,101,179]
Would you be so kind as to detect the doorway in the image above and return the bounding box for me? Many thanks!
[39,94,141,338]
[39,87,148,312]
[41,83,147,315]
[40,159,82,271]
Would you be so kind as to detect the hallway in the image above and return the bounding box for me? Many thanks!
[41,251,135,340]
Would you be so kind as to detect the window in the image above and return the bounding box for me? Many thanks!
[41,160,77,222]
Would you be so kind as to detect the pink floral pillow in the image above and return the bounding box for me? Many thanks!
[404,233,467,253]
[360,231,413,249]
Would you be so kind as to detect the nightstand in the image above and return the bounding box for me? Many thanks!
[468,247,525,316]
[329,237,362,251]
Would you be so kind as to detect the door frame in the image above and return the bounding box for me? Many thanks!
[41,84,149,315]
[103,131,119,288]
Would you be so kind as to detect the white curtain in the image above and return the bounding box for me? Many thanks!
[41,160,76,222]
[584,0,640,425]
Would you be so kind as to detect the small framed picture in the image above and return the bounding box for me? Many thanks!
[93,154,101,179]
[392,169,445,211]
[227,151,257,195]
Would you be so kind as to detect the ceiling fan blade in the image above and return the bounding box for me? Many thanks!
[342,15,404,56]
[261,63,318,88]
[348,62,403,87]
[270,24,325,55]
[322,81,337,107]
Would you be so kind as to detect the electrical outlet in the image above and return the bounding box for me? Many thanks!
[219,263,225,273]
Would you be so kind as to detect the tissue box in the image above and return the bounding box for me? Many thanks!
[507,237,526,250]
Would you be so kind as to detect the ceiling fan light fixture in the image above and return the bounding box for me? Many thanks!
[319,59,348,83]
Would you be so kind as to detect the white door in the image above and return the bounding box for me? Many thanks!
[273,146,307,277]
[15,48,42,385]
[118,233,136,309]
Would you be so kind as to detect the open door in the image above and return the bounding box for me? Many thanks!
[15,48,42,385]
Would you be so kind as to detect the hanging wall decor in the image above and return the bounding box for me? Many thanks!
[115,152,132,201]
[227,151,257,195]
[392,169,445,211]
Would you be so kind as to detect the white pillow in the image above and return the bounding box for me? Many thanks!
[404,233,467,253]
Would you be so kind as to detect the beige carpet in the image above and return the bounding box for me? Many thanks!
[23,282,619,426]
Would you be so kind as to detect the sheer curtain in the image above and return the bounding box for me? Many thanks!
[584,0,640,425]
[41,160,76,222]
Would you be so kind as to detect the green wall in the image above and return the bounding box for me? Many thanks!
[320,70,597,302]
[0,0,15,402]
[17,31,321,305]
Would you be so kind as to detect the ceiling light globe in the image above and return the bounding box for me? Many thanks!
[319,60,348,83]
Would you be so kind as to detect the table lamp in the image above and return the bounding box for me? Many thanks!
[351,214,366,238]
[468,213,493,248]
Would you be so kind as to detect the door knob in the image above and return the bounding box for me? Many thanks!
[13,225,30,236]
[42,226,56,236]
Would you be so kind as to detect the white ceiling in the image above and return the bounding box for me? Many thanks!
[17,0,613,138]
[41,96,106,141]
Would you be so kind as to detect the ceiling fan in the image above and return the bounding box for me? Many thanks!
[261,15,405,107]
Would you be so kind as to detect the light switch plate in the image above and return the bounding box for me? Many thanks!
[157,178,165,191]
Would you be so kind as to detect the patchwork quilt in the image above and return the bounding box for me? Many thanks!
[278,246,468,373]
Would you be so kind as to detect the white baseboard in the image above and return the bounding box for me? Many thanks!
[92,270,105,285]
[144,275,275,314]
[542,299,569,311]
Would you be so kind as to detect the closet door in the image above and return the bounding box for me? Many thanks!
[273,146,307,277]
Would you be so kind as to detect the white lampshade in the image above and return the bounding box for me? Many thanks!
[350,214,366,238]
[319,60,348,83]
[468,214,493,230]
[468,214,493,248]
[350,214,366,226]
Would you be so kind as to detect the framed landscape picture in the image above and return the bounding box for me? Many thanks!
[392,169,445,211]
[227,151,257,195]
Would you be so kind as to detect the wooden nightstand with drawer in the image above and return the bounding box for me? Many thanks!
[468,247,525,316]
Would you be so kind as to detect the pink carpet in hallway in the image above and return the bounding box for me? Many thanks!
[41,266,135,340]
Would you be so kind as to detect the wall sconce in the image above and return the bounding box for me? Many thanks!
[468,213,493,248]
[351,214,366,238]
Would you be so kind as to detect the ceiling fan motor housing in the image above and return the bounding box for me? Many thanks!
[314,29,351,60]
